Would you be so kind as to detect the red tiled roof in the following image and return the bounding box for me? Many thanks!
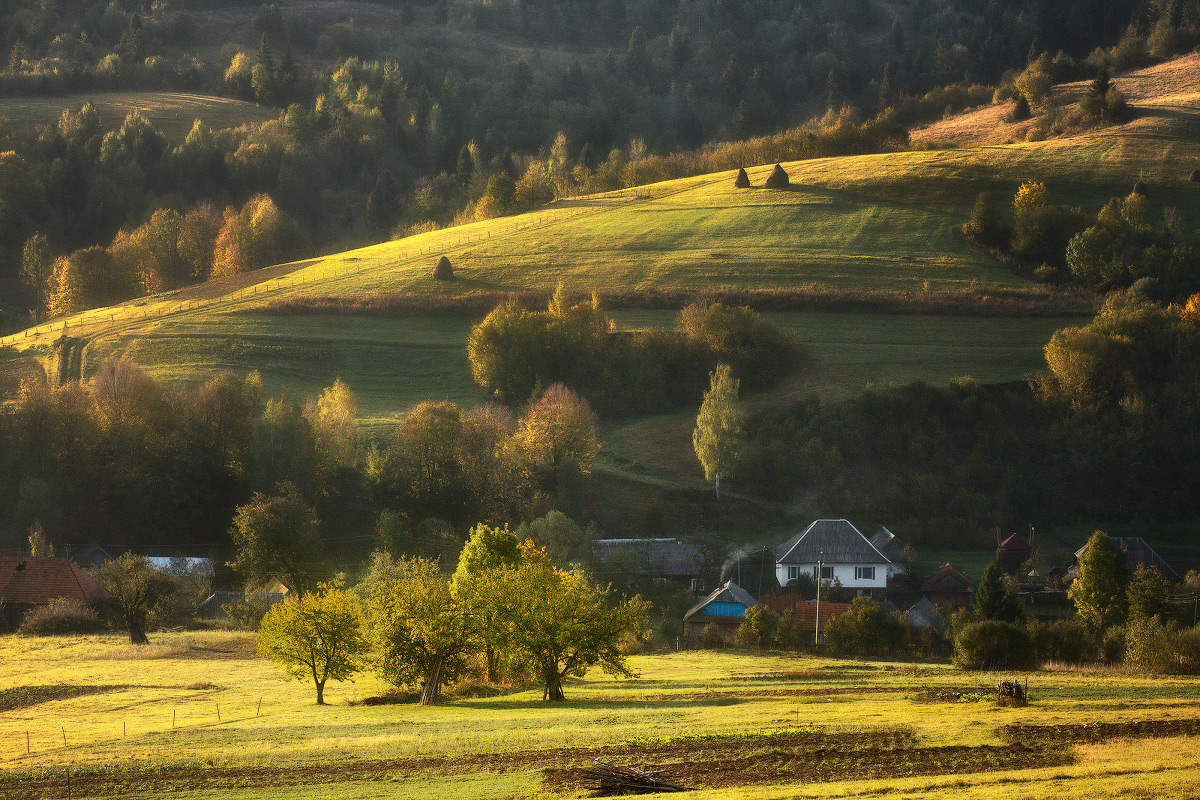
[0,557,109,606]
[764,595,854,627]
[999,533,1031,551]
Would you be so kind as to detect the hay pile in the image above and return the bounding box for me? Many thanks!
[764,163,790,189]
[432,256,454,280]
[1132,180,1148,196]
[1189,170,1199,183]
[734,167,751,188]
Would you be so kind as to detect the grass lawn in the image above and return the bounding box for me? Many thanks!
[3,633,1200,798]
[0,92,278,139]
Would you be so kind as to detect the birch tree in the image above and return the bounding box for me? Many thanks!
[693,364,745,499]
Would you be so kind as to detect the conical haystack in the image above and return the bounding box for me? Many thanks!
[1132,180,1148,196]
[1189,170,1200,183]
[734,167,751,188]
[764,163,790,189]
[432,255,454,280]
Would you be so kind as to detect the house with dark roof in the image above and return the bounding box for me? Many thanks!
[921,563,974,608]
[591,538,701,589]
[0,556,109,631]
[775,519,892,598]
[869,527,907,578]
[682,581,760,644]
[1070,536,1181,583]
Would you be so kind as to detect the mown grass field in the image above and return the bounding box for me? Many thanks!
[0,92,278,139]
[3,633,1200,799]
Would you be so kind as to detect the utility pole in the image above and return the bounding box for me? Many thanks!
[814,554,824,645]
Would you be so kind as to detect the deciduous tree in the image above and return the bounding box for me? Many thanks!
[95,552,178,644]
[693,364,744,498]
[1069,531,1126,630]
[229,486,323,594]
[258,581,367,704]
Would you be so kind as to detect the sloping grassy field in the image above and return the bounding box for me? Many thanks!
[3,633,1200,799]
[0,92,278,138]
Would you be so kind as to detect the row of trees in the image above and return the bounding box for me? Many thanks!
[468,290,795,415]
[258,525,647,704]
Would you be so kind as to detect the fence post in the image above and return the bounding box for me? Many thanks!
[26,731,30,753]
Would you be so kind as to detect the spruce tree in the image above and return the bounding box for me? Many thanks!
[974,563,1023,623]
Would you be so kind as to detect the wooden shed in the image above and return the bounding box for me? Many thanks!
[682,581,760,645]
[921,562,974,609]
[996,533,1031,575]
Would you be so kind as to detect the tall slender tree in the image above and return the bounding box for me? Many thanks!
[693,364,745,499]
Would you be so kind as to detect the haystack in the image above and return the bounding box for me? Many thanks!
[1132,180,1148,196]
[433,255,454,280]
[1190,169,1200,183]
[734,167,751,188]
[764,163,790,189]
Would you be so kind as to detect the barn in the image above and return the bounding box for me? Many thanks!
[0,557,109,631]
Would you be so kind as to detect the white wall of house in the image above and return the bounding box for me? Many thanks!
[776,562,889,592]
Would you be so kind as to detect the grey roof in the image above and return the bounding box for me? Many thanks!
[591,538,700,577]
[775,519,891,565]
[683,581,760,621]
[906,597,945,632]
[869,527,904,561]
[1074,537,1181,582]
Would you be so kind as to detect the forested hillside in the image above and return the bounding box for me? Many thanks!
[0,0,1193,327]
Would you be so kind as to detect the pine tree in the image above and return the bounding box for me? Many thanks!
[693,364,745,499]
[974,564,1023,622]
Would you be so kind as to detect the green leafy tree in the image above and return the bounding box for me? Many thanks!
[974,564,1024,623]
[515,383,601,475]
[824,597,906,656]
[693,364,745,498]
[1069,531,1127,630]
[451,523,523,682]
[95,552,178,644]
[229,486,323,595]
[368,556,473,704]
[497,558,649,701]
[1127,564,1172,622]
[258,581,367,705]
[20,232,52,317]
[734,605,779,649]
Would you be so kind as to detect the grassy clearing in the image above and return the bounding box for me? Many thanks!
[0,92,278,139]
[2,634,1200,799]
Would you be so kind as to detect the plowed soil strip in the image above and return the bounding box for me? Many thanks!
[0,728,1073,799]
[1004,717,1200,745]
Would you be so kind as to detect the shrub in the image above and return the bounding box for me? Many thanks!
[1028,618,1098,664]
[824,598,905,656]
[18,599,106,635]
[700,622,724,649]
[952,620,1037,670]
[1101,625,1126,664]
[734,606,779,649]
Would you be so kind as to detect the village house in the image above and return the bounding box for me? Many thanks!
[921,562,975,608]
[1067,536,1182,584]
[775,519,892,598]
[0,556,109,631]
[682,581,760,644]
[591,538,701,590]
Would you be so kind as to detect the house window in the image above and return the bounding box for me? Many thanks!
[787,566,799,581]
[814,565,833,580]
[855,567,876,581]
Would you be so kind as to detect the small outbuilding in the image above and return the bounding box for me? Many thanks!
[0,557,109,631]
[683,581,760,645]
[921,562,974,609]
[734,167,751,188]
[764,163,790,189]
[905,597,946,635]
[996,533,1031,575]
[433,255,454,280]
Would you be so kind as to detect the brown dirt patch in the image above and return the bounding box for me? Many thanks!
[1004,717,1200,745]
[0,727,1075,799]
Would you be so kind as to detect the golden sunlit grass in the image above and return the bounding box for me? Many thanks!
[3,633,1200,799]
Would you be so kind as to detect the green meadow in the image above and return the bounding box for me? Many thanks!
[0,92,278,138]
[3,633,1200,799]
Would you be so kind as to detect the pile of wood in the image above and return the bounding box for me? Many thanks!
[997,678,1028,706]
[579,760,688,795]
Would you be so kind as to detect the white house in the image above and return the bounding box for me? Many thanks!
[775,519,892,598]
